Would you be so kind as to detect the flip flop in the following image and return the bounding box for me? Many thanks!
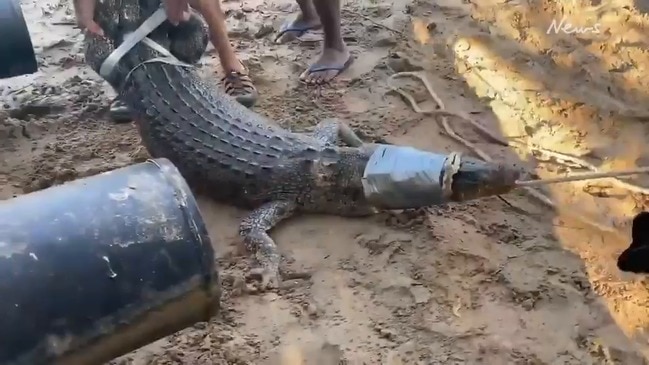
[274,19,322,44]
[300,56,354,84]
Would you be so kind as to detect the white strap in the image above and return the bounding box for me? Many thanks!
[123,56,192,83]
[99,7,169,78]
[141,37,174,58]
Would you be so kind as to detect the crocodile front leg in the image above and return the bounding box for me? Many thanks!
[311,118,364,147]
[239,200,297,289]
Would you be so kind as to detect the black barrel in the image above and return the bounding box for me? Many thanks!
[0,159,219,365]
[0,0,38,79]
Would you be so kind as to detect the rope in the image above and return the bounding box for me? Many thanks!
[386,71,646,233]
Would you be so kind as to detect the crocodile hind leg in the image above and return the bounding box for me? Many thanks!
[239,200,297,289]
[311,118,364,147]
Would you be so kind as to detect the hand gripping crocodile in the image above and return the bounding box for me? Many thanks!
[83,0,522,288]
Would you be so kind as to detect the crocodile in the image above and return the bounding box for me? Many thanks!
[83,0,522,288]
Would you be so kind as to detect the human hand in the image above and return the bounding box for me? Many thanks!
[162,0,191,26]
[73,0,105,36]
[81,20,105,36]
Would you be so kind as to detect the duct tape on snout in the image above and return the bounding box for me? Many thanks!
[361,144,462,209]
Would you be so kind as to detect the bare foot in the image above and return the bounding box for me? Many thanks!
[299,47,352,85]
[275,13,322,44]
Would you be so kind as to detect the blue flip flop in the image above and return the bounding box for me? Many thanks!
[301,56,354,83]
[274,19,322,43]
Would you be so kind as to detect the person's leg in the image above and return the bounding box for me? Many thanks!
[192,0,258,107]
[274,0,321,44]
[299,0,351,85]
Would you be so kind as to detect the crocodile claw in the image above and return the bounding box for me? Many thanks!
[248,265,281,290]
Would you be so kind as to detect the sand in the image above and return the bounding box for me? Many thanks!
[3,0,649,363]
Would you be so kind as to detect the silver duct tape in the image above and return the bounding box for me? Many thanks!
[361,145,461,209]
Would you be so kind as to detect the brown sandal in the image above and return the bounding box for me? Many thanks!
[222,71,258,108]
